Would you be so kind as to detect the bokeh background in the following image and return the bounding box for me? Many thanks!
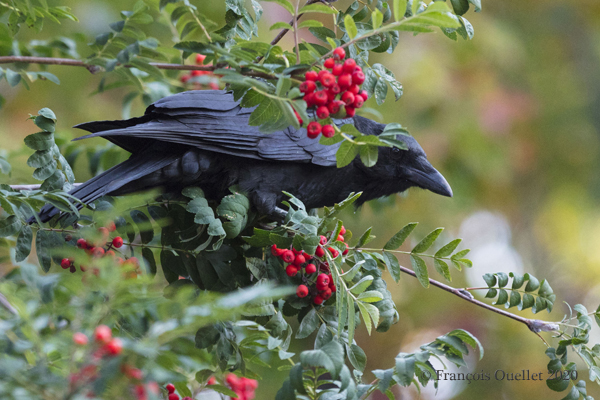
[2,0,600,398]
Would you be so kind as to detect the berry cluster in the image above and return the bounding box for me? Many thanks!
[299,47,368,139]
[271,225,350,305]
[179,54,219,90]
[165,383,192,400]
[225,374,258,400]
[60,221,139,277]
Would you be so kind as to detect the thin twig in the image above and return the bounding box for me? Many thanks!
[9,183,82,191]
[268,0,325,47]
[294,0,301,65]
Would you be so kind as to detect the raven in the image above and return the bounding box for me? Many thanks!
[37,90,451,222]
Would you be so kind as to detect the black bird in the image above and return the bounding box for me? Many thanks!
[37,90,452,222]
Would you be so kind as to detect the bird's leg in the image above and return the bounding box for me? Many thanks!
[272,206,288,222]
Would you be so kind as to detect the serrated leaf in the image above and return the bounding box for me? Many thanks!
[384,223,417,250]
[410,254,429,288]
[0,215,20,237]
[382,251,401,283]
[336,140,358,168]
[412,228,443,253]
[448,329,484,360]
[296,308,320,339]
[357,290,383,303]
[395,354,416,386]
[359,144,378,167]
[349,275,374,295]
[355,227,375,248]
[433,259,451,281]
[15,225,32,262]
[374,78,388,105]
[435,239,461,258]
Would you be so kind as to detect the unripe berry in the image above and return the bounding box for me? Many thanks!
[316,106,330,120]
[349,85,360,95]
[332,64,343,76]
[77,238,87,249]
[341,92,355,106]
[343,58,357,73]
[196,54,206,64]
[307,122,322,139]
[166,384,176,394]
[315,246,325,257]
[317,273,330,287]
[106,221,116,232]
[324,58,335,69]
[345,106,356,117]
[92,247,105,258]
[305,71,318,81]
[338,74,352,89]
[65,234,73,242]
[299,80,316,93]
[305,263,317,274]
[322,125,335,138]
[129,257,139,266]
[94,325,112,344]
[313,90,328,106]
[73,332,88,345]
[352,70,365,85]
[281,250,295,264]
[328,247,340,258]
[320,72,335,88]
[105,338,123,355]
[112,237,124,248]
[106,250,115,258]
[293,254,306,266]
[296,284,309,298]
[333,47,346,60]
[61,258,71,269]
[313,295,324,305]
[319,235,327,245]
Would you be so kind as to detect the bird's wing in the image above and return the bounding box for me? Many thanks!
[74,90,349,167]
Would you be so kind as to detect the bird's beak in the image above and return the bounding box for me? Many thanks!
[406,156,453,197]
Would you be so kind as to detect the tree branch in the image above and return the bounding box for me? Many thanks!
[0,56,278,79]
[397,264,559,334]
[9,183,82,191]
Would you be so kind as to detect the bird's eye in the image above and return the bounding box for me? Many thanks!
[392,147,401,153]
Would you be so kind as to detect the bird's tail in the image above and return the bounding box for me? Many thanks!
[35,150,179,223]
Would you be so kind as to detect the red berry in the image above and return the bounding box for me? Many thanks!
[337,234,344,242]
[326,89,336,102]
[305,71,318,81]
[313,295,324,305]
[342,242,349,256]
[319,235,328,245]
[341,92,355,106]
[112,237,123,248]
[191,70,203,76]
[225,374,239,387]
[92,247,105,258]
[299,80,316,93]
[94,325,112,344]
[126,367,143,380]
[359,90,369,101]
[322,125,335,138]
[73,332,88,345]
[352,70,365,85]
[345,106,356,117]
[329,84,341,95]
[321,288,333,300]
[305,263,317,274]
[76,238,87,249]
[315,246,325,257]
[316,106,330,120]
[134,384,146,400]
[313,90,328,106]
[61,258,71,269]
[332,64,343,76]
[294,110,304,126]
[180,75,190,83]
[353,96,365,108]
[307,121,322,139]
[166,383,176,394]
[349,85,360,95]
[328,247,340,258]
[320,72,336,88]
[340,226,346,235]
[317,273,330,287]
[168,394,180,400]
[324,58,335,69]
[330,282,337,292]
[333,47,346,60]
[293,254,306,266]
[328,100,344,115]
[303,92,315,106]
[338,74,352,89]
[343,58,357,73]
[296,285,309,298]
[196,54,206,64]
[281,250,295,264]
[286,265,298,276]
[271,244,280,256]
[106,221,116,232]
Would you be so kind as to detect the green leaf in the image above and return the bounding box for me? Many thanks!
[435,239,462,258]
[393,0,408,20]
[547,374,570,392]
[448,329,484,360]
[410,254,429,288]
[300,340,344,378]
[298,20,323,29]
[270,21,293,30]
[36,230,62,272]
[450,0,469,15]
[27,150,53,168]
[336,140,359,168]
[412,228,443,253]
[496,289,508,305]
[525,274,540,292]
[382,251,401,283]
[347,344,367,371]
[371,9,383,29]
[182,187,205,199]
[359,144,378,167]
[15,225,32,262]
[482,273,496,287]
[344,14,358,39]
[374,78,388,105]
[262,0,294,15]
[38,108,56,120]
[141,247,156,275]
[355,227,375,248]
[33,159,58,181]
[24,132,54,150]
[5,69,21,87]
[209,384,239,398]
[395,354,416,386]
[299,3,337,14]
[433,259,451,281]
[509,291,521,308]
[357,290,384,303]
[384,222,417,250]
[130,210,153,244]
[296,308,320,339]
[349,275,374,295]
[468,0,481,12]
[0,215,20,237]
